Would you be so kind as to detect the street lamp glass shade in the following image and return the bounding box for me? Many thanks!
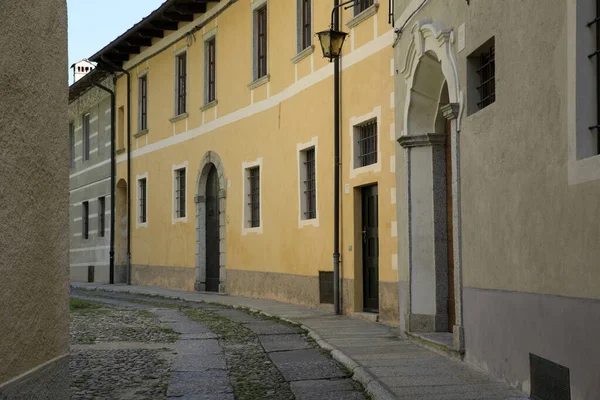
[316,29,347,60]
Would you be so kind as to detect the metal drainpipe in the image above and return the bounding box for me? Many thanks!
[333,0,341,315]
[92,77,116,285]
[101,57,132,285]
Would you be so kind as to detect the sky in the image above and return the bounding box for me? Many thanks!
[68,0,165,82]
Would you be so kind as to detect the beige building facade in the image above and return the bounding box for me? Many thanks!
[0,1,70,398]
[393,0,600,399]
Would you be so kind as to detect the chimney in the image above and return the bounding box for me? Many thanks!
[71,60,95,82]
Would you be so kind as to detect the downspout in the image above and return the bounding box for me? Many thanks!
[333,0,341,315]
[93,77,116,285]
[101,57,132,285]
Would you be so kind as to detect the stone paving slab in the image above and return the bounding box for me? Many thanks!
[269,349,348,381]
[212,309,263,323]
[171,321,212,334]
[171,354,227,371]
[168,395,234,400]
[175,338,222,355]
[179,332,219,340]
[290,378,368,400]
[167,371,232,396]
[259,333,312,352]
[244,321,304,335]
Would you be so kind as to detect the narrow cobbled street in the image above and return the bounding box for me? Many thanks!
[69,289,368,400]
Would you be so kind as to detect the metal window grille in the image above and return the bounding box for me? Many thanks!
[303,148,316,219]
[139,179,147,223]
[177,53,187,115]
[69,123,75,167]
[588,0,600,154]
[355,0,374,15]
[175,169,186,218]
[83,114,90,161]
[357,120,377,167]
[98,197,105,237]
[247,167,260,228]
[301,0,311,50]
[139,76,148,131]
[82,201,89,239]
[256,7,268,79]
[476,45,495,110]
[208,38,216,103]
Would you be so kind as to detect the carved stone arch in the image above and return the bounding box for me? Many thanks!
[194,151,227,293]
[397,19,465,352]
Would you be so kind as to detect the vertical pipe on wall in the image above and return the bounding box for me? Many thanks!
[124,70,132,285]
[92,78,116,285]
[333,0,341,315]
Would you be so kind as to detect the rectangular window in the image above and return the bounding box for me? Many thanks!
[82,201,89,239]
[357,119,378,167]
[207,38,216,103]
[117,106,125,149]
[176,52,187,115]
[255,6,268,79]
[175,168,186,218]
[300,0,312,51]
[354,0,374,15]
[139,75,148,131]
[588,2,600,155]
[302,148,316,220]
[139,178,147,224]
[248,167,260,228]
[98,197,105,237]
[477,44,496,110]
[83,114,90,161]
[69,123,75,167]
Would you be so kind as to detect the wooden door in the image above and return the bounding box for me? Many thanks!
[205,165,220,292]
[446,120,455,332]
[362,185,379,312]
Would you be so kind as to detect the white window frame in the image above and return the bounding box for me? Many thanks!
[349,106,382,179]
[172,162,188,224]
[136,173,148,229]
[174,46,188,118]
[297,137,319,228]
[203,28,217,106]
[251,0,269,82]
[242,157,263,235]
[567,0,600,184]
[138,69,149,133]
[83,113,90,162]
[295,0,314,56]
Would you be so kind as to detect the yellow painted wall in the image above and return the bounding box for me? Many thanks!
[114,0,398,318]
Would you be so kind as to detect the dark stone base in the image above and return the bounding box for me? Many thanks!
[0,354,69,400]
[409,312,448,332]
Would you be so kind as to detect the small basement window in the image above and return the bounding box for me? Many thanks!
[467,37,496,115]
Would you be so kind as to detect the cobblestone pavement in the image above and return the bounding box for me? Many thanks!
[70,290,368,400]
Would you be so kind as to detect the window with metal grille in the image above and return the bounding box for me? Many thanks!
[83,114,90,161]
[476,44,495,110]
[588,1,600,155]
[206,38,216,103]
[139,178,147,223]
[255,6,268,79]
[302,147,316,220]
[357,119,378,167]
[175,168,186,218]
[82,201,89,239]
[354,0,374,15]
[98,197,105,237]
[69,123,75,168]
[176,52,187,115]
[300,0,312,51]
[247,167,260,228]
[139,75,148,131]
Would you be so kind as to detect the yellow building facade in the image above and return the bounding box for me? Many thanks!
[92,0,399,323]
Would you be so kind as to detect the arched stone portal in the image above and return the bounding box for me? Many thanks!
[397,20,464,351]
[195,151,227,293]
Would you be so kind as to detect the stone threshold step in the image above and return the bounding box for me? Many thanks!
[406,331,464,359]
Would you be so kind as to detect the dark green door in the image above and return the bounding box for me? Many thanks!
[362,184,379,312]
[205,165,220,292]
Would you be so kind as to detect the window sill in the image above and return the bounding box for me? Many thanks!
[291,45,314,64]
[346,3,379,29]
[248,74,270,90]
[169,113,189,123]
[242,226,263,235]
[136,222,148,229]
[115,148,126,155]
[133,129,148,138]
[200,99,218,112]
[299,217,319,229]
[172,216,188,224]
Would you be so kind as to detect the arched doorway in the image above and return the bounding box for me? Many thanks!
[195,151,227,293]
[397,20,464,348]
[115,179,128,283]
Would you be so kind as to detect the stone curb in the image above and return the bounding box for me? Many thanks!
[73,285,399,400]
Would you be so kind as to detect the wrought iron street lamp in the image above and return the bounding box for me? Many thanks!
[315,0,355,315]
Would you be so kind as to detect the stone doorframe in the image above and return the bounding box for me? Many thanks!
[396,19,465,352]
[194,151,227,293]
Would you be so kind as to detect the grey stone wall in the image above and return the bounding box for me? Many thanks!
[0,0,69,396]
